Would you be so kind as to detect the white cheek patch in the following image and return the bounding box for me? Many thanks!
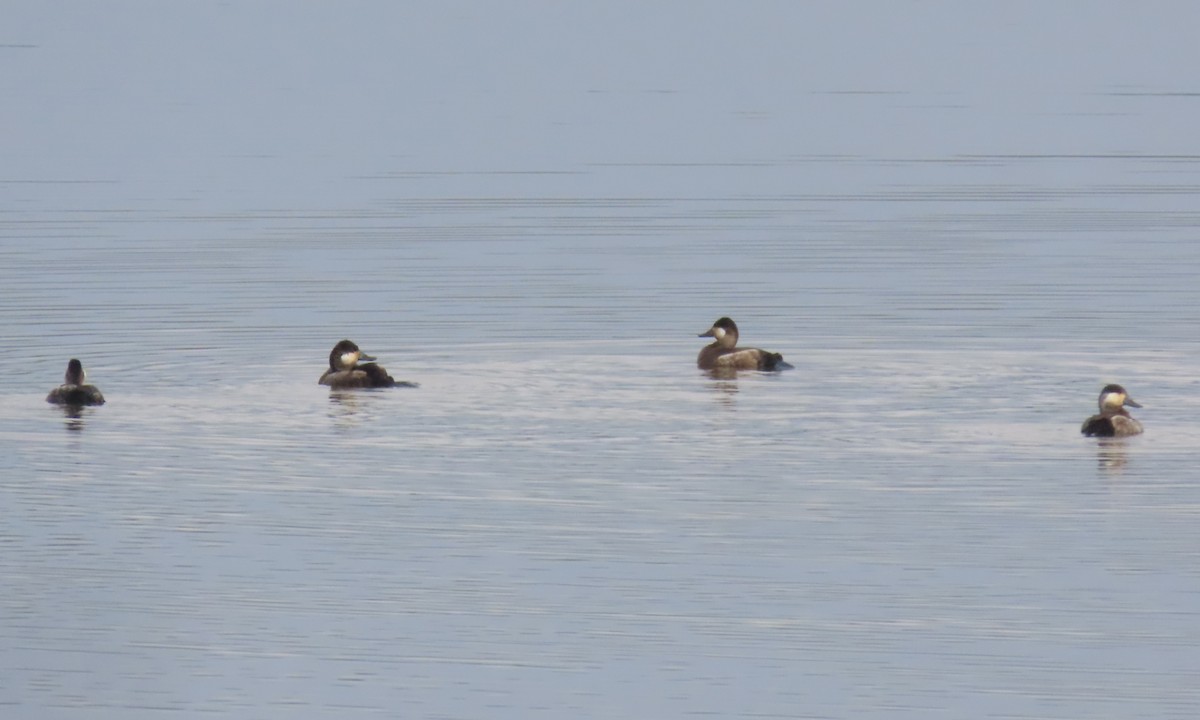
[340,351,360,367]
[1101,392,1125,410]
[713,326,726,340]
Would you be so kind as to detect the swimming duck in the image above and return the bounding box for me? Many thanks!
[697,317,792,371]
[318,339,414,389]
[1081,383,1143,437]
[46,359,106,406]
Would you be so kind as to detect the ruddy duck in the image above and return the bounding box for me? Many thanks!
[46,358,105,406]
[1081,383,1143,437]
[318,339,415,389]
[697,317,792,371]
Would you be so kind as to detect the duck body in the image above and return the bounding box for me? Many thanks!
[318,339,415,389]
[696,317,792,371]
[1081,384,1143,437]
[320,363,404,389]
[46,359,105,406]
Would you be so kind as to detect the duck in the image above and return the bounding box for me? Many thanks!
[696,317,792,372]
[46,359,106,406]
[1081,383,1143,437]
[318,340,415,389]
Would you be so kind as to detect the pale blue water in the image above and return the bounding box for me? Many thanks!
[3,3,1200,719]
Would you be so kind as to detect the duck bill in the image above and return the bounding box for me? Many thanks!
[698,329,715,338]
[1124,397,1142,408]
[359,352,377,362]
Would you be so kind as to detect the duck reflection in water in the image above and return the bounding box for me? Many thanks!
[327,388,372,428]
[319,340,417,389]
[705,377,740,408]
[1095,439,1131,474]
[697,317,793,376]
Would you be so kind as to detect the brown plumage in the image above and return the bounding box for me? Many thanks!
[319,339,415,389]
[46,358,105,406]
[1081,383,1143,437]
[696,317,791,372]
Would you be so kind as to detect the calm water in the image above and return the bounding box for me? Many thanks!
[3,3,1200,719]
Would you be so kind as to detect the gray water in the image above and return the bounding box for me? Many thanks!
[3,3,1200,719]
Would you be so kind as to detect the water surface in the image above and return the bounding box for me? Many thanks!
[3,3,1200,719]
